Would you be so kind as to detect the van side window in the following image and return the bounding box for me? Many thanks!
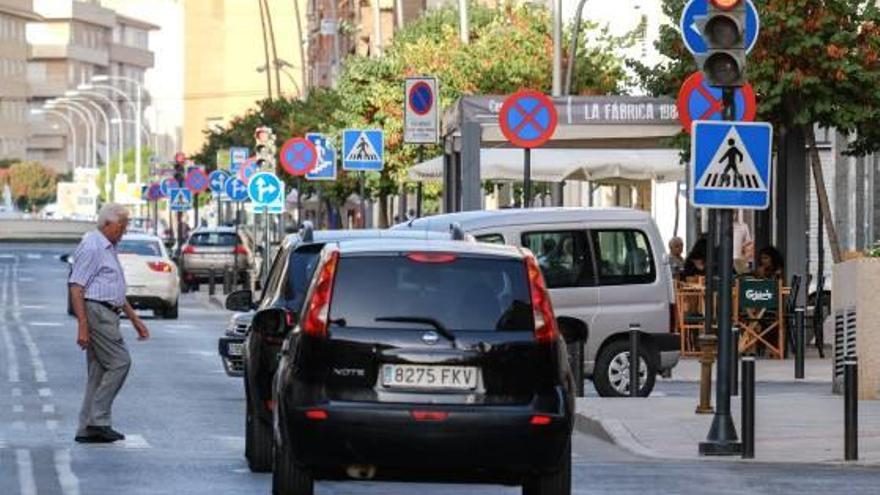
[475,233,505,245]
[591,230,656,286]
[521,231,596,288]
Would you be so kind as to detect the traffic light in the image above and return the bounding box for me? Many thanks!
[254,126,276,171]
[701,0,747,87]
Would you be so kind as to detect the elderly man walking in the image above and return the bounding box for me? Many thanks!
[69,203,150,443]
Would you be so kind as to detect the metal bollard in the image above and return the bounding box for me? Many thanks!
[629,323,641,398]
[741,354,755,459]
[696,334,717,414]
[731,327,740,397]
[223,269,232,295]
[208,268,216,296]
[845,356,858,461]
[795,307,806,379]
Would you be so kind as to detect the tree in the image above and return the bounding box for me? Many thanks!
[631,0,880,263]
[4,162,57,211]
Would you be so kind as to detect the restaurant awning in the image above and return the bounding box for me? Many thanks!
[408,148,685,183]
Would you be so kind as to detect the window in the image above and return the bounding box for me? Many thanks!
[118,240,162,257]
[591,229,655,286]
[189,232,239,246]
[283,244,323,310]
[259,246,290,307]
[521,231,595,288]
[329,256,534,332]
[475,233,505,245]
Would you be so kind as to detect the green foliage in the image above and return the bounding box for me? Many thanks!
[3,162,58,210]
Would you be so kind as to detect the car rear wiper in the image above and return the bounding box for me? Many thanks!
[374,316,457,347]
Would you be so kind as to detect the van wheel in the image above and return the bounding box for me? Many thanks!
[593,340,655,397]
[522,440,570,495]
[273,434,314,495]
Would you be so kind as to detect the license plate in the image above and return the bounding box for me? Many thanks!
[226,342,244,357]
[382,365,478,390]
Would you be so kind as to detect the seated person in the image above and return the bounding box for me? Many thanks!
[680,237,707,281]
[753,246,784,280]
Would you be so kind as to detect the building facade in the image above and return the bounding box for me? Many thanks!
[0,0,39,162]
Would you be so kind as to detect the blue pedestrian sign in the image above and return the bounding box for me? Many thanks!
[306,133,337,181]
[689,121,773,210]
[169,188,192,211]
[679,0,760,56]
[342,129,383,171]
[225,177,248,202]
[209,170,229,194]
[247,171,282,206]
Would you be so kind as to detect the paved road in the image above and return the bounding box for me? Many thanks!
[2,243,879,494]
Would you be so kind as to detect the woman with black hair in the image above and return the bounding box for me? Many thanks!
[754,246,784,279]
[680,237,708,281]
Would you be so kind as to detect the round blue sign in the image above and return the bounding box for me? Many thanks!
[408,81,433,116]
[224,177,248,202]
[160,178,179,198]
[680,0,760,56]
[247,172,282,205]
[209,170,229,194]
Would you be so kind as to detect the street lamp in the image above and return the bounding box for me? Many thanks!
[47,100,97,170]
[31,108,78,171]
[62,95,112,199]
[74,87,125,171]
[256,60,302,97]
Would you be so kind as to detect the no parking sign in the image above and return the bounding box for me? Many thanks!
[404,77,439,144]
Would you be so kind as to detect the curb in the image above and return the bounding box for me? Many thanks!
[574,410,662,460]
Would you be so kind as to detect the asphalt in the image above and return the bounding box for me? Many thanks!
[2,242,880,494]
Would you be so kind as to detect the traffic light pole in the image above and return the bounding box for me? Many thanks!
[700,87,741,456]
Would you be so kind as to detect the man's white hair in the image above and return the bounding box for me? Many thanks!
[97,203,129,227]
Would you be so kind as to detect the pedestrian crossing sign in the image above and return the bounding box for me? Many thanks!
[342,129,384,171]
[169,187,192,211]
[690,120,773,210]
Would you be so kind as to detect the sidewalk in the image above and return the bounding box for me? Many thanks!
[575,357,880,465]
[668,355,832,383]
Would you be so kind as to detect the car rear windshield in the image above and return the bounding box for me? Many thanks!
[118,240,163,257]
[189,232,238,247]
[329,255,534,332]
[284,245,323,310]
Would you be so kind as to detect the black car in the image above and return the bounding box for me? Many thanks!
[224,223,468,473]
[268,239,574,495]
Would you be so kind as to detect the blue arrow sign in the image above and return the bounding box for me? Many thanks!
[224,177,248,202]
[342,129,383,171]
[160,178,179,198]
[209,170,229,194]
[680,0,760,56]
[247,171,282,206]
[169,187,192,211]
[306,133,337,181]
[689,120,773,210]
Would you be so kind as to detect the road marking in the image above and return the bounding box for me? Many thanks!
[38,388,52,397]
[16,324,48,383]
[18,277,35,282]
[43,404,55,414]
[22,304,47,309]
[55,449,81,495]
[16,449,37,495]
[25,254,42,260]
[0,254,17,260]
[13,404,23,413]
[1,267,21,383]
[28,321,63,327]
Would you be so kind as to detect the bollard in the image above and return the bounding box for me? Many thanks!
[795,307,806,380]
[696,334,717,414]
[223,269,232,295]
[741,354,755,459]
[208,268,216,296]
[231,266,239,289]
[568,338,585,398]
[731,327,740,397]
[629,323,641,398]
[844,356,858,461]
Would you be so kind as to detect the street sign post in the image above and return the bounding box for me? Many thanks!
[209,170,230,195]
[689,120,773,209]
[169,187,192,212]
[498,90,558,207]
[279,137,318,176]
[238,158,259,184]
[677,72,756,132]
[248,171,283,208]
[229,146,249,175]
[404,77,440,144]
[185,168,210,194]
[146,182,162,201]
[160,178,179,198]
[224,177,248,202]
[305,133,337,181]
[679,0,759,56]
[342,129,384,171]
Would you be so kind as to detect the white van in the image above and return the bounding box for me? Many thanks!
[395,207,680,397]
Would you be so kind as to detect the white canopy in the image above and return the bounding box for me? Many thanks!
[408,148,685,183]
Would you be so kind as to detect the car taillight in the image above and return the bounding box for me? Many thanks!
[147,261,172,273]
[232,245,249,255]
[530,415,553,426]
[406,252,458,263]
[525,255,558,344]
[302,250,340,338]
[411,411,448,422]
[182,245,196,255]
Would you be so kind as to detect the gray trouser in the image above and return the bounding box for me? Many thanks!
[77,301,131,434]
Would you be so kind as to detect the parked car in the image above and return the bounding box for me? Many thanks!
[268,238,574,495]
[223,223,469,473]
[179,226,256,290]
[62,233,180,319]
[394,207,679,397]
[218,311,253,377]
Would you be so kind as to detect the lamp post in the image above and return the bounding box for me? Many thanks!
[256,60,303,97]
[63,97,112,199]
[74,88,124,171]
[48,100,97,170]
[31,108,78,170]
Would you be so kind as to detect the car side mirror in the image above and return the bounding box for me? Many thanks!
[252,307,296,336]
[225,289,254,312]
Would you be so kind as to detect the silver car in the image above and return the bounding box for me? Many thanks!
[180,227,256,288]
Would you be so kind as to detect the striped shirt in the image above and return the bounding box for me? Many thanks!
[68,230,127,307]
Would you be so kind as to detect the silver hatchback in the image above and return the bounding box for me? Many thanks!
[180,227,255,287]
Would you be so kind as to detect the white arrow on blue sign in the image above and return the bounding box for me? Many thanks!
[209,170,229,194]
[225,177,249,202]
[305,133,337,181]
[689,120,773,210]
[342,129,383,171]
[679,0,760,56]
[169,188,193,211]
[248,171,282,206]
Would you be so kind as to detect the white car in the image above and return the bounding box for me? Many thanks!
[117,233,180,319]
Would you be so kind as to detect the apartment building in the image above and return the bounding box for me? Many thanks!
[0,0,39,162]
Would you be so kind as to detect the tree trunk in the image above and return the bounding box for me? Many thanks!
[803,124,842,263]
